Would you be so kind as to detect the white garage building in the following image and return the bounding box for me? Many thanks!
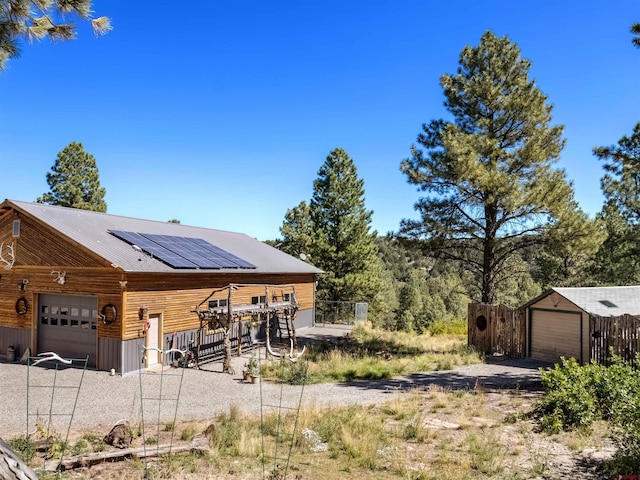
[523,286,640,363]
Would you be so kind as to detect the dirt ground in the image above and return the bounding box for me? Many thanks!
[6,354,617,479]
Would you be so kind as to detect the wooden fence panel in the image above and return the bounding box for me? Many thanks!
[468,303,525,358]
[590,314,640,366]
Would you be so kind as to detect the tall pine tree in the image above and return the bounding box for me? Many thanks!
[37,141,107,212]
[310,148,382,305]
[592,123,640,284]
[400,31,600,304]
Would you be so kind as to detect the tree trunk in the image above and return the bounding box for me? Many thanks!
[0,436,38,480]
[482,205,498,304]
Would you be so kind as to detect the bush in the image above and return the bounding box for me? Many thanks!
[429,317,467,336]
[535,357,598,431]
[6,436,36,463]
[535,353,640,474]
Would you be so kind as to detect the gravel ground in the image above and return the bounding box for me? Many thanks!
[0,327,548,440]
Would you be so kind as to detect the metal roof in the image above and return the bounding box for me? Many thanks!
[6,200,322,275]
[552,286,640,317]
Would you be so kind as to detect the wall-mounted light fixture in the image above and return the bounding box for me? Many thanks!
[19,278,29,291]
[138,307,148,320]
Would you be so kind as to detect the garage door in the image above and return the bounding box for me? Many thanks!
[38,294,98,367]
[530,310,581,363]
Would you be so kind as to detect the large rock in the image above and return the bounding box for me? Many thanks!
[103,422,133,449]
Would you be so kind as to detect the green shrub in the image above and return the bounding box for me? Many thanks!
[7,436,36,463]
[535,353,640,474]
[429,317,467,336]
[535,357,598,431]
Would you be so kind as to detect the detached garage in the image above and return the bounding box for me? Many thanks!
[524,286,640,364]
[0,199,321,374]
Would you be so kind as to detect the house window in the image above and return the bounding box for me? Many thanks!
[251,296,266,305]
[209,299,228,309]
[283,293,291,302]
[12,220,20,237]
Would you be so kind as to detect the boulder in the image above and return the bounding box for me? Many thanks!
[103,422,132,449]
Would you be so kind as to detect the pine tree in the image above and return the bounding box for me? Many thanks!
[279,201,313,261]
[592,122,640,284]
[37,141,107,212]
[632,23,640,48]
[0,0,110,70]
[400,31,600,304]
[310,148,383,306]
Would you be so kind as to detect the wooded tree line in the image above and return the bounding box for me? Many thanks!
[277,26,640,331]
[9,7,640,330]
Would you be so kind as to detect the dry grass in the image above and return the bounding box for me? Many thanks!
[48,385,612,480]
[265,323,483,384]
[19,326,609,479]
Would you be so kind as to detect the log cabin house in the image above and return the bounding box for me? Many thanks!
[0,199,321,374]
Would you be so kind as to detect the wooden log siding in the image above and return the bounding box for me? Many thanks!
[590,314,640,366]
[124,280,314,341]
[11,213,107,268]
[0,267,122,331]
[468,303,525,358]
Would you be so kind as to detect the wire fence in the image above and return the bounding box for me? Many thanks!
[315,300,368,326]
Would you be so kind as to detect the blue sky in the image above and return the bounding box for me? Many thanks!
[1,1,639,240]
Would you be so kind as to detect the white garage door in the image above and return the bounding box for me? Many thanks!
[531,310,581,363]
[38,294,98,367]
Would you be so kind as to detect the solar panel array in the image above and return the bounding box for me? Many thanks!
[109,230,257,270]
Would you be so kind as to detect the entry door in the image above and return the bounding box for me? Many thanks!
[147,315,161,366]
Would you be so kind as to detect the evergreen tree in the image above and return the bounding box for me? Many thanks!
[279,201,313,261]
[310,148,383,306]
[592,123,640,284]
[37,141,107,212]
[632,23,640,48]
[395,269,423,332]
[0,0,111,70]
[400,31,600,304]
[595,122,640,223]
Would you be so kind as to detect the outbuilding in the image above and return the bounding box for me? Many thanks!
[523,286,640,363]
[0,199,321,374]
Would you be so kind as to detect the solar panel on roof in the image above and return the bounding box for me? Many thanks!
[110,230,198,268]
[108,230,257,270]
[188,237,256,268]
[142,233,225,269]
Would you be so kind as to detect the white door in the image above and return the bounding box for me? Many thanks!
[531,310,581,363]
[147,315,161,366]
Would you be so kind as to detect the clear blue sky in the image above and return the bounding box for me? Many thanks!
[1,1,639,240]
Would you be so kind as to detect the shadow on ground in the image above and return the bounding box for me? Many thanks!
[334,356,555,394]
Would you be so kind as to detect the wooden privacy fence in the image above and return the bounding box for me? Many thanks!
[590,314,640,366]
[468,303,525,358]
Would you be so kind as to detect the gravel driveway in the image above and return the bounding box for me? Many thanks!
[0,328,549,439]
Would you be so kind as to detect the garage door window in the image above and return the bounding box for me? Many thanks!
[38,294,98,368]
[40,304,97,330]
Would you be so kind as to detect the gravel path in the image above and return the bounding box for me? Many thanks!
[0,349,547,440]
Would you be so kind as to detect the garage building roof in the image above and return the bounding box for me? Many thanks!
[5,199,322,275]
